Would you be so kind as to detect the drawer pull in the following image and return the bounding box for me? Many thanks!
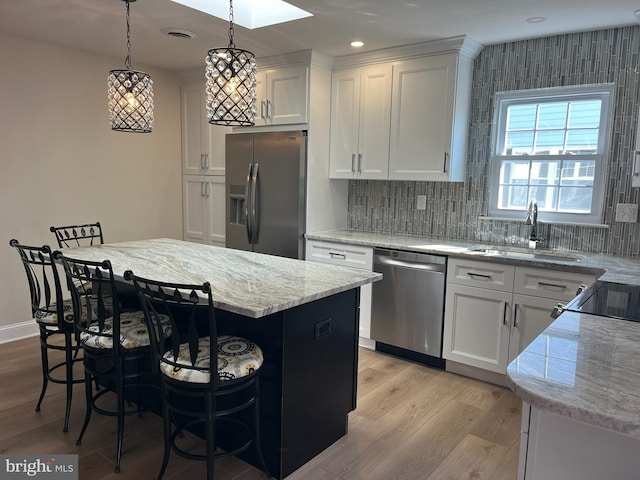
[467,272,493,279]
[576,283,588,295]
[538,281,567,289]
[329,252,346,260]
[551,303,565,319]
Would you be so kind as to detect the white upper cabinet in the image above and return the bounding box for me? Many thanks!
[329,64,392,179]
[181,82,229,175]
[329,36,481,182]
[389,54,467,181]
[255,65,309,126]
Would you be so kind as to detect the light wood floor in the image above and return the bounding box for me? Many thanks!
[0,336,521,479]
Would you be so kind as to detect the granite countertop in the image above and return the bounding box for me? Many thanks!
[306,229,640,285]
[64,238,381,318]
[307,229,640,437]
[506,311,640,439]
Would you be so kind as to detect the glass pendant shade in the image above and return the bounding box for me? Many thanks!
[205,47,257,126]
[108,69,154,133]
[108,0,153,133]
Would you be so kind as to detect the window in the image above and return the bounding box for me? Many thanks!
[488,84,614,224]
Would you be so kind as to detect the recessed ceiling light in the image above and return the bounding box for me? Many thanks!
[171,0,313,29]
[351,41,364,48]
[526,16,547,23]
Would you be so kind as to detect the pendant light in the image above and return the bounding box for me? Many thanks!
[108,0,154,133]
[205,0,257,126]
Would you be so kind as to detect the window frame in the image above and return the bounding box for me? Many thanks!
[488,84,615,225]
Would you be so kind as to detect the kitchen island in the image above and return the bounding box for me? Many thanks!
[507,310,640,479]
[63,238,382,479]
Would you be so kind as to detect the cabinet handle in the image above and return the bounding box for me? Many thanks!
[205,182,210,197]
[351,154,356,173]
[260,100,266,119]
[358,153,362,173]
[200,153,205,169]
[443,152,448,173]
[576,284,588,295]
[201,181,205,197]
[266,100,272,119]
[467,272,493,279]
[502,302,508,326]
[203,153,209,169]
[329,252,346,260]
[513,304,519,327]
[538,281,567,290]
[634,151,640,177]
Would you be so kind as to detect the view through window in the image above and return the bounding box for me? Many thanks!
[489,84,614,224]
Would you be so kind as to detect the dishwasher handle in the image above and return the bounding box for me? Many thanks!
[373,249,446,274]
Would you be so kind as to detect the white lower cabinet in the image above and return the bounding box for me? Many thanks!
[443,258,596,374]
[182,175,225,248]
[305,239,373,347]
[519,404,640,479]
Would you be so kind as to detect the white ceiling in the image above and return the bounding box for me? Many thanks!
[1,0,639,72]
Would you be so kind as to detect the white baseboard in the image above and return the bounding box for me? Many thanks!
[0,320,39,344]
[358,337,376,350]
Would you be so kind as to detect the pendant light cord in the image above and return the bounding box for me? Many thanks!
[125,0,132,70]
[228,0,235,48]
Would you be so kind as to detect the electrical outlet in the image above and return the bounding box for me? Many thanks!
[416,195,427,210]
[615,203,638,223]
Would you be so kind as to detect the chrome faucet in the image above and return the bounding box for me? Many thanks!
[524,200,545,248]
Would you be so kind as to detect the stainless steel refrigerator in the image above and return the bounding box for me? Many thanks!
[226,130,307,259]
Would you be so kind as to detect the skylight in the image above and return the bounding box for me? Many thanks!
[171,0,313,29]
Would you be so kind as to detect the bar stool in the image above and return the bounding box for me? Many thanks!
[50,222,104,248]
[9,239,83,433]
[56,252,171,473]
[125,270,271,480]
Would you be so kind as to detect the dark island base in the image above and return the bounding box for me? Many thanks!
[116,286,360,479]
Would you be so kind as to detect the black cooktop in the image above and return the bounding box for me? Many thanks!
[565,281,640,322]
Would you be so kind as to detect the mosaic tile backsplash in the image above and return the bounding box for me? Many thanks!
[347,26,640,258]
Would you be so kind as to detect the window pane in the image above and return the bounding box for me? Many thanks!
[565,129,598,153]
[507,104,537,130]
[558,187,592,212]
[560,160,594,186]
[568,100,601,128]
[535,130,565,153]
[504,131,534,154]
[498,185,529,209]
[531,160,560,185]
[537,102,568,129]
[529,186,558,210]
[500,160,530,184]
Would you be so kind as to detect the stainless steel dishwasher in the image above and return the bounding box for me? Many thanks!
[370,248,447,368]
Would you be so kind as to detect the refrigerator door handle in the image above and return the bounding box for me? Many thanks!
[245,163,253,244]
[251,163,260,244]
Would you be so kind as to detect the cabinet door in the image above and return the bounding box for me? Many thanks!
[256,66,308,125]
[181,83,208,174]
[183,175,226,247]
[329,69,360,178]
[389,55,457,181]
[357,64,392,179]
[509,294,558,364]
[181,82,228,175]
[205,176,226,247]
[443,284,511,373]
[183,175,207,243]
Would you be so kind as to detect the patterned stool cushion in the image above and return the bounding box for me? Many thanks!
[34,300,75,327]
[160,335,263,384]
[80,311,171,350]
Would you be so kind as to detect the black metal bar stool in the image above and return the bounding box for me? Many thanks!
[56,252,170,473]
[9,239,83,433]
[126,270,271,480]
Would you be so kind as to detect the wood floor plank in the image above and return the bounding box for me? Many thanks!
[0,337,520,480]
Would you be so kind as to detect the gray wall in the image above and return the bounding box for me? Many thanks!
[348,26,640,257]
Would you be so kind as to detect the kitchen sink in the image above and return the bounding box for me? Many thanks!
[467,246,583,262]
